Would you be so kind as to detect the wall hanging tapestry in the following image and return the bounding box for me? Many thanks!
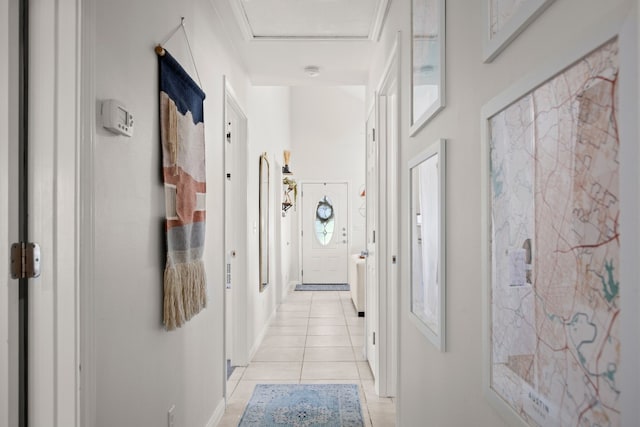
[158,49,207,330]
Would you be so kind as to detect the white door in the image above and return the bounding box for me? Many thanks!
[379,85,399,398]
[224,80,249,381]
[301,182,349,284]
[224,116,235,377]
[365,108,379,379]
[372,37,400,398]
[0,0,83,424]
[28,0,81,424]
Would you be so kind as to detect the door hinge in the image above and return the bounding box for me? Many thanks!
[226,122,232,142]
[373,332,376,345]
[10,242,41,279]
[372,128,376,142]
[301,230,304,237]
[372,230,376,243]
[392,255,397,264]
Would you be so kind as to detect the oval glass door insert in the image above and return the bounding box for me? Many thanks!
[314,196,335,246]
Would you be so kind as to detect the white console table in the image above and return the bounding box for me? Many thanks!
[349,254,365,316]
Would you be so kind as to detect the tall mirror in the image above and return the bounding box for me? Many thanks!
[409,139,446,350]
[259,152,270,292]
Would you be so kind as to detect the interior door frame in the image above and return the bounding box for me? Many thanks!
[373,32,400,398]
[80,0,97,424]
[364,101,378,380]
[298,180,351,284]
[1,0,87,424]
[1,0,21,425]
[222,77,249,398]
[21,0,85,425]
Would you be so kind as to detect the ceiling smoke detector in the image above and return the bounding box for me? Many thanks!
[304,66,320,77]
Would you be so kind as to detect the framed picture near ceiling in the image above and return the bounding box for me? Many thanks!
[410,0,445,136]
[481,29,623,426]
[409,139,446,350]
[482,0,555,62]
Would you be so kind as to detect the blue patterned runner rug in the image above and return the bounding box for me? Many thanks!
[239,384,364,427]
[295,283,350,291]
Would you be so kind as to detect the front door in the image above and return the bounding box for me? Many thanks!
[301,182,349,284]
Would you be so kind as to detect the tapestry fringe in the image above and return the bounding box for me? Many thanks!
[163,260,207,330]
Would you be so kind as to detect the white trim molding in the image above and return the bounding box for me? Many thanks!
[228,0,390,41]
[79,0,97,424]
[205,398,226,427]
[0,0,20,425]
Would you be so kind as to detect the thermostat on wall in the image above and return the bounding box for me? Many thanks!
[101,99,134,137]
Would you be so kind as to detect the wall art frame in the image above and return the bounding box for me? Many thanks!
[482,0,555,63]
[259,152,270,292]
[480,21,627,426]
[410,0,446,136]
[408,139,446,351]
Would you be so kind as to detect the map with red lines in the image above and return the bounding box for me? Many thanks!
[489,39,620,427]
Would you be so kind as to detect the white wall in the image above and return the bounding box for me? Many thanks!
[93,1,248,425]
[245,86,292,355]
[289,86,367,282]
[368,0,638,426]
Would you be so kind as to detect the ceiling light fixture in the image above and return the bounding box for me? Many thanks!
[304,65,320,77]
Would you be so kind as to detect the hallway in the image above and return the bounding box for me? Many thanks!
[218,289,396,426]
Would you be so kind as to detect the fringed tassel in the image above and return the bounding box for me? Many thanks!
[163,259,207,330]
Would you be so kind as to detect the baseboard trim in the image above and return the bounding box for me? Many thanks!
[248,308,278,362]
[205,398,226,427]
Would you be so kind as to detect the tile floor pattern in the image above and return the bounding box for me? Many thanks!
[218,290,396,427]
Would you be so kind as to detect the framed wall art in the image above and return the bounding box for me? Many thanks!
[259,152,270,292]
[410,0,445,136]
[482,0,555,62]
[409,139,446,350]
[481,34,621,426]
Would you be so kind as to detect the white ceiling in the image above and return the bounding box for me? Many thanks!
[213,0,390,85]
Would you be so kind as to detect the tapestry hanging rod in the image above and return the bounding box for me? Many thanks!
[155,17,203,87]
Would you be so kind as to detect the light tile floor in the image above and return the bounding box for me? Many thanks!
[218,290,396,427]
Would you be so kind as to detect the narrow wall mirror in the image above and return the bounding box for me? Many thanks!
[409,139,446,351]
[259,152,270,292]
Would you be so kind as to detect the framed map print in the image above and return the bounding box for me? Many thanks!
[481,37,620,426]
[482,0,555,62]
[410,0,445,135]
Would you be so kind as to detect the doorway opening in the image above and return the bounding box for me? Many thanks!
[223,78,249,399]
[366,35,400,398]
